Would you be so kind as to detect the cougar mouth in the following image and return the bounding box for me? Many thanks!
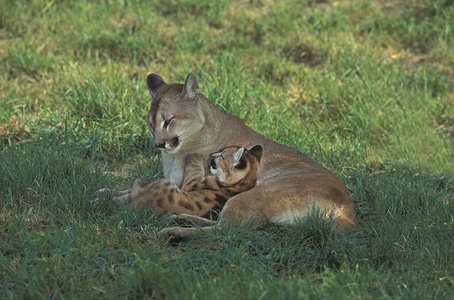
[208,157,216,170]
[169,137,179,148]
[164,142,182,154]
[156,137,181,154]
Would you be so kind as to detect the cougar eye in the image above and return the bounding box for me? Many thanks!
[163,117,174,129]
[163,117,173,129]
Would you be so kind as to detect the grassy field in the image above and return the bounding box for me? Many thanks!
[1,0,453,298]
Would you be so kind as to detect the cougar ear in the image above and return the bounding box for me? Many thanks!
[147,73,166,100]
[248,145,263,163]
[182,72,199,98]
[233,147,245,167]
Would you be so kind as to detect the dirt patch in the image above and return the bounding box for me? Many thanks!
[0,116,30,145]
[286,46,324,68]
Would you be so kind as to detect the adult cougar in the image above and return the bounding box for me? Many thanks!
[119,72,357,240]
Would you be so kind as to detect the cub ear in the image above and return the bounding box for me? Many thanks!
[147,73,166,100]
[233,147,245,167]
[182,72,199,98]
[248,145,263,163]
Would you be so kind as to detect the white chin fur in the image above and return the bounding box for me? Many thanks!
[211,168,225,182]
[163,142,183,154]
[210,166,217,175]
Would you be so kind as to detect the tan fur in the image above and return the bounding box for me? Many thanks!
[100,72,358,241]
[107,145,262,219]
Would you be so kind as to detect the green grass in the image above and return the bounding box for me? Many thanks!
[1,0,453,298]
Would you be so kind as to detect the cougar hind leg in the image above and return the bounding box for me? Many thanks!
[168,213,216,227]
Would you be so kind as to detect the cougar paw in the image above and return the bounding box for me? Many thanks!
[159,227,186,242]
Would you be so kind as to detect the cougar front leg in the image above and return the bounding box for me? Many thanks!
[92,177,150,206]
[181,153,205,188]
[168,213,216,227]
[159,224,218,242]
[111,188,133,204]
[92,187,132,203]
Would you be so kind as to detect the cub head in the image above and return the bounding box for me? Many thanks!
[208,145,263,187]
[146,72,205,154]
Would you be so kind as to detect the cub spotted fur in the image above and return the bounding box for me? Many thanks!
[110,145,262,218]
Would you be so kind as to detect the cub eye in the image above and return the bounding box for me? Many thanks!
[163,117,174,129]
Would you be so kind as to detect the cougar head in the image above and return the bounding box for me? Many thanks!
[208,145,263,186]
[146,73,205,154]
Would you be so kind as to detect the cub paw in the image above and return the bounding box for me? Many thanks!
[133,177,152,189]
